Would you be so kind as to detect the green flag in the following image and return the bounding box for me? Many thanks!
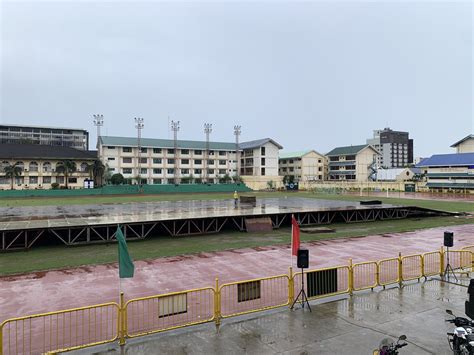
[116,226,134,278]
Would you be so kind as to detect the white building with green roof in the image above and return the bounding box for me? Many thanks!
[99,136,282,186]
[326,144,379,182]
[278,150,327,182]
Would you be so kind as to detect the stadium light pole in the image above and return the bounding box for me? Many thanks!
[171,120,180,184]
[135,117,144,188]
[234,125,241,181]
[204,123,212,184]
[93,114,104,149]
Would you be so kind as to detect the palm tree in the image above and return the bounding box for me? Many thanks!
[92,159,105,186]
[3,163,23,190]
[56,160,77,189]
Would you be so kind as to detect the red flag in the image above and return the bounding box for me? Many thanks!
[291,215,300,256]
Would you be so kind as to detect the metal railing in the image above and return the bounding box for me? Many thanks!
[2,246,473,354]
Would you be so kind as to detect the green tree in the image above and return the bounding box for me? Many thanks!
[56,160,77,189]
[110,173,125,185]
[219,174,232,184]
[91,160,105,186]
[3,163,23,190]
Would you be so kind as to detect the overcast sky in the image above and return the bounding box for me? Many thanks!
[1,0,472,157]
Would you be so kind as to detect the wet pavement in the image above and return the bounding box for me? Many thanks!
[1,224,473,323]
[69,279,469,355]
[0,197,400,230]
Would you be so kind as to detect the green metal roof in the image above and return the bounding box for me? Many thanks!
[279,151,312,159]
[326,145,373,156]
[100,136,236,150]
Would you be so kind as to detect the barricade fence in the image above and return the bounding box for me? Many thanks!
[2,245,474,355]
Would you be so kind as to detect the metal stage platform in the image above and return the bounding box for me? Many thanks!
[0,197,451,251]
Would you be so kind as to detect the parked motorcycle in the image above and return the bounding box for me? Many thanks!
[373,335,408,355]
[446,309,474,354]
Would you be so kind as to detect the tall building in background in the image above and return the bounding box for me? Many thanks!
[366,127,413,168]
[0,124,89,151]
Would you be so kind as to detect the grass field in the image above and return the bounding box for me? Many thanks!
[0,191,473,213]
[1,216,472,276]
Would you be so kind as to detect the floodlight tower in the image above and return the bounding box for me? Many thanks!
[93,114,104,149]
[134,117,144,187]
[204,123,212,183]
[234,125,241,180]
[171,120,180,184]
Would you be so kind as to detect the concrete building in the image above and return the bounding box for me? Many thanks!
[0,144,97,190]
[0,124,89,150]
[366,127,413,168]
[279,150,326,182]
[326,144,379,182]
[451,134,474,153]
[416,153,474,191]
[99,136,282,187]
[375,168,417,181]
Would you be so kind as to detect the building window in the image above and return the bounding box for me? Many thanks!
[122,168,132,174]
[289,159,293,164]
[261,147,265,155]
[282,167,287,172]
[140,158,147,164]
[107,146,115,149]
[29,176,38,184]
[167,149,175,154]
[219,160,226,165]
[167,178,175,184]
[123,147,132,153]
[153,148,162,154]
[167,168,174,174]
[182,159,189,165]
[68,177,77,184]
[194,169,202,174]
[108,157,115,161]
[123,157,132,164]
[43,162,52,172]
[208,160,214,165]
[153,178,162,184]
[289,167,294,172]
[140,147,147,153]
[42,176,51,184]
[181,169,189,174]
[261,168,265,175]
[29,162,39,172]
[56,176,64,184]
[181,149,190,155]
[219,151,226,156]
[153,158,162,164]
[194,159,202,165]
[194,150,202,155]
[168,159,175,164]
[261,158,265,165]
[219,169,226,174]
[153,168,162,174]
[140,168,147,174]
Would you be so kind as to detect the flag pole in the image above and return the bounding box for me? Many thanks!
[291,214,294,268]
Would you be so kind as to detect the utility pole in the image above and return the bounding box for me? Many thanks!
[234,125,241,181]
[204,123,212,183]
[134,117,144,188]
[93,114,104,149]
[171,120,180,184]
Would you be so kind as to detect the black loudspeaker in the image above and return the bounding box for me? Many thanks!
[444,231,454,247]
[297,249,309,269]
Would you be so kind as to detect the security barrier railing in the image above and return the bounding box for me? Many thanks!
[0,302,118,355]
[2,246,473,355]
[124,287,215,338]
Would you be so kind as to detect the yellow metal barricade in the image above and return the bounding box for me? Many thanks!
[462,245,474,253]
[293,266,350,298]
[0,302,118,355]
[377,258,399,286]
[125,287,215,338]
[446,250,472,272]
[401,254,423,281]
[219,275,289,318]
[422,251,441,277]
[352,262,377,291]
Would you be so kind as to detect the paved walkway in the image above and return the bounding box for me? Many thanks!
[1,224,473,322]
[71,279,469,355]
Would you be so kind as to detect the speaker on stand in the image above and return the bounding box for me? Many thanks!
[291,249,311,311]
[444,231,457,282]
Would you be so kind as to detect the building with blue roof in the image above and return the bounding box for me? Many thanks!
[416,152,474,190]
